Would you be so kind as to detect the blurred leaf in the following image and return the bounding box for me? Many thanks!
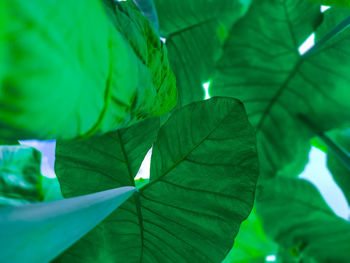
[257,177,350,263]
[310,0,350,8]
[223,208,278,263]
[211,0,350,178]
[154,0,251,107]
[55,97,258,262]
[327,129,350,204]
[0,186,135,263]
[41,176,63,201]
[0,145,43,205]
[134,0,159,30]
[0,0,176,140]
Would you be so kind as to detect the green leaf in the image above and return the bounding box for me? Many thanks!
[0,186,135,263]
[223,208,278,263]
[154,0,251,106]
[257,177,350,262]
[211,0,350,178]
[327,129,350,204]
[310,0,350,8]
[0,0,176,140]
[55,97,258,262]
[41,176,63,201]
[0,145,43,205]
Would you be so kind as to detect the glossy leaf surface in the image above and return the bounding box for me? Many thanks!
[55,97,258,262]
[0,145,42,205]
[257,177,350,262]
[211,0,350,178]
[0,0,176,140]
[0,186,135,263]
[154,0,251,106]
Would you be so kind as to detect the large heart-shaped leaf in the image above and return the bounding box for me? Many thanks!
[256,177,350,262]
[0,145,43,205]
[327,129,350,204]
[0,0,176,140]
[211,0,350,178]
[55,97,258,262]
[153,0,251,107]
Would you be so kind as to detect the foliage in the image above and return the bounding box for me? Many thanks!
[0,0,350,262]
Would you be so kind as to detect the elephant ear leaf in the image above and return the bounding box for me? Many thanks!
[54,97,259,263]
[211,0,350,178]
[0,145,43,205]
[153,0,251,107]
[0,0,176,140]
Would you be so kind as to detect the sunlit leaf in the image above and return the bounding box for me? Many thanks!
[0,0,176,140]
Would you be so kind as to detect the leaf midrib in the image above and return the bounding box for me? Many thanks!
[140,106,234,192]
[116,131,144,263]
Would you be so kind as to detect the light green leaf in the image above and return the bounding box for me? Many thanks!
[154,0,251,107]
[211,0,350,178]
[223,208,278,263]
[0,0,176,140]
[0,145,43,205]
[0,186,135,263]
[55,97,258,262]
[327,129,350,204]
[257,177,350,262]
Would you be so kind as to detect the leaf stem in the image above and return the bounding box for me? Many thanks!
[299,115,350,171]
[304,15,350,57]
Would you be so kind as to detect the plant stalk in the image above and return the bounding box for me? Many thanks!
[299,115,350,171]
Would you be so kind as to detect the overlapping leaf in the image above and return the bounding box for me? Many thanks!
[0,0,176,140]
[153,0,251,107]
[211,0,350,178]
[0,145,43,205]
[256,177,350,262]
[223,208,277,263]
[55,97,258,262]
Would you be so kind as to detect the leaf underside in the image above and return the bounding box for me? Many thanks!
[55,97,258,263]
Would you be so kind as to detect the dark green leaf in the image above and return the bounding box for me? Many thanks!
[211,0,350,178]
[257,177,350,262]
[0,186,135,263]
[0,145,43,205]
[0,0,176,140]
[327,129,350,204]
[55,97,258,262]
[154,0,251,107]
[310,0,350,8]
